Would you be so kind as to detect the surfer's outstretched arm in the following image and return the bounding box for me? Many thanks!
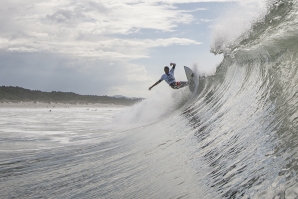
[149,80,162,90]
[170,62,176,69]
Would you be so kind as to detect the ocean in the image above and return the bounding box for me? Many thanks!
[1,0,298,198]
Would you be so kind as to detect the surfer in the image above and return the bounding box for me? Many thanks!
[149,63,188,90]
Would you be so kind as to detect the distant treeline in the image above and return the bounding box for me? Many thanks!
[0,86,143,105]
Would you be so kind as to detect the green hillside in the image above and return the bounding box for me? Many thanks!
[0,86,142,106]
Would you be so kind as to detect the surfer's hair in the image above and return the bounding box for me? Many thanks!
[164,66,169,70]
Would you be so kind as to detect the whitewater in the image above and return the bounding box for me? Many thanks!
[1,0,298,198]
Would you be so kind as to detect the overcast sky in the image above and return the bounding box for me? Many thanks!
[0,0,268,97]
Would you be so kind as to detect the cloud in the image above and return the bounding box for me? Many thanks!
[0,0,202,59]
[8,47,38,52]
[46,9,76,23]
[0,0,235,97]
[0,36,200,61]
[200,19,213,23]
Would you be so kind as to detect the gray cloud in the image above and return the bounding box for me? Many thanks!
[47,9,75,23]
[87,1,110,13]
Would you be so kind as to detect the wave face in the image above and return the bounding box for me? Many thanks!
[181,0,298,197]
[107,1,298,198]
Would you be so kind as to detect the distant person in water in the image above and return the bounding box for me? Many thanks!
[149,63,188,90]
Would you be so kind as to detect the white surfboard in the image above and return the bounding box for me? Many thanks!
[184,66,196,92]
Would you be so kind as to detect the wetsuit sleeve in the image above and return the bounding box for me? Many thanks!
[170,67,175,75]
[159,75,164,81]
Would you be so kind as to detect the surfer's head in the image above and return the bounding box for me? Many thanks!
[164,66,169,74]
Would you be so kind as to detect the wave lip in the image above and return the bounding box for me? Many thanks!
[211,0,296,58]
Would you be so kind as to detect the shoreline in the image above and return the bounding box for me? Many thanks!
[0,101,127,108]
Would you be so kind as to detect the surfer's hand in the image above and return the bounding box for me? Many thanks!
[149,87,152,90]
[170,63,176,66]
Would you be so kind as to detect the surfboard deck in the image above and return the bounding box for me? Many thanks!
[184,66,196,92]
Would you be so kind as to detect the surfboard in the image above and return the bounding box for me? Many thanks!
[184,66,196,92]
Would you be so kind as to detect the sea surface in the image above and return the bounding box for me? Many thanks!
[2,0,298,198]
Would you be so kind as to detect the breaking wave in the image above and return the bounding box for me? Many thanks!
[118,1,298,197]
[187,1,298,197]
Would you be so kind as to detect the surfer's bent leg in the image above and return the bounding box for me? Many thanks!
[170,81,189,89]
